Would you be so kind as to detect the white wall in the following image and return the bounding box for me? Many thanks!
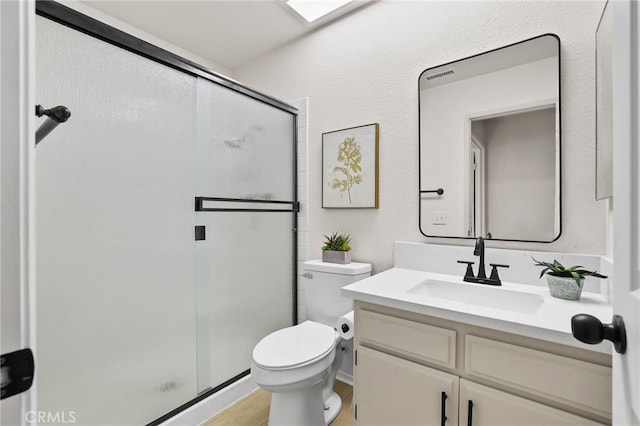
[235,0,608,273]
[292,98,310,323]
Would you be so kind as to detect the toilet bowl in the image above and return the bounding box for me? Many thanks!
[251,260,371,426]
[252,321,342,426]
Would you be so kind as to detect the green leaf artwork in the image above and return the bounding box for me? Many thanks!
[330,136,362,204]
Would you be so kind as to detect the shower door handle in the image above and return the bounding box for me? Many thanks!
[195,226,206,241]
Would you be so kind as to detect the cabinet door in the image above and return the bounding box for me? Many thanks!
[355,346,458,426]
[459,379,606,426]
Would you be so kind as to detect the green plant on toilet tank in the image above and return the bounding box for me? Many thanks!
[533,258,607,301]
[322,232,352,264]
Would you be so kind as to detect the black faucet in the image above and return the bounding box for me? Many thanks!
[474,236,487,279]
[457,237,509,286]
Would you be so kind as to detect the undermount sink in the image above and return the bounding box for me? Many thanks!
[407,279,544,314]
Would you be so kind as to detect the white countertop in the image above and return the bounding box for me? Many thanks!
[342,267,613,354]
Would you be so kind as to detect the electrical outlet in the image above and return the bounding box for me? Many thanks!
[432,211,447,225]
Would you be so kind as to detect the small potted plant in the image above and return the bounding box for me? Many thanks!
[533,258,607,300]
[322,232,352,264]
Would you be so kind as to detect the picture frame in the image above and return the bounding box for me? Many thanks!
[322,123,379,208]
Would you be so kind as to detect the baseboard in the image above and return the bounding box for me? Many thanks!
[336,370,353,386]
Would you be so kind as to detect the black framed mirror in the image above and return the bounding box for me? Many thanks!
[418,34,561,242]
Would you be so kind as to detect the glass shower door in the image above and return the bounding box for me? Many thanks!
[36,9,297,423]
[195,79,297,393]
[36,16,198,425]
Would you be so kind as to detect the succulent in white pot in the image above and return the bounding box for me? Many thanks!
[533,258,607,301]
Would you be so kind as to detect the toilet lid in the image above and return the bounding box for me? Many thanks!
[253,321,337,370]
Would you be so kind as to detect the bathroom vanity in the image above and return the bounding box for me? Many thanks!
[343,243,613,425]
[353,302,610,425]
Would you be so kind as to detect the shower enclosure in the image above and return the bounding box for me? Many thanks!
[35,3,297,424]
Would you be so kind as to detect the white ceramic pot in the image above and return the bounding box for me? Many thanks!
[546,275,584,300]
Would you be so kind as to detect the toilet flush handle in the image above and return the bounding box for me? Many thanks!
[302,272,313,279]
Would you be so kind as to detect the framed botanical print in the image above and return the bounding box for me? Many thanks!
[322,123,379,208]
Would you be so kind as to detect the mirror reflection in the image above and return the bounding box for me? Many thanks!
[596,1,613,200]
[419,34,560,242]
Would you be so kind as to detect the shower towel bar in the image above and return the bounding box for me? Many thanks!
[195,196,299,213]
[35,104,71,145]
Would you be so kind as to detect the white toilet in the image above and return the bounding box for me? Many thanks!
[251,260,371,426]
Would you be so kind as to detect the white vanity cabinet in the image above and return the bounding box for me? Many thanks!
[357,346,459,425]
[353,301,612,426]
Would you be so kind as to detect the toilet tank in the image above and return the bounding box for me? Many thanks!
[303,260,371,327]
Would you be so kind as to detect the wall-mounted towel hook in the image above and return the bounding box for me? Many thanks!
[420,188,444,195]
[35,104,71,145]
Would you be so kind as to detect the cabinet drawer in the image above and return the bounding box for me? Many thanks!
[358,309,456,369]
[465,335,611,419]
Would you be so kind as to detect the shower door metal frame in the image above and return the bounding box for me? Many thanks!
[35,1,296,115]
[35,1,298,424]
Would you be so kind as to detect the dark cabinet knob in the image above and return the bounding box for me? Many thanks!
[571,314,626,354]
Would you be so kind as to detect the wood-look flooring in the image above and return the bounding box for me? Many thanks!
[203,380,353,426]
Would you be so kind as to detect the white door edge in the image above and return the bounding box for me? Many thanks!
[1,0,37,424]
[612,0,640,424]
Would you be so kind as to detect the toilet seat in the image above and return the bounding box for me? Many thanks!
[253,321,337,370]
